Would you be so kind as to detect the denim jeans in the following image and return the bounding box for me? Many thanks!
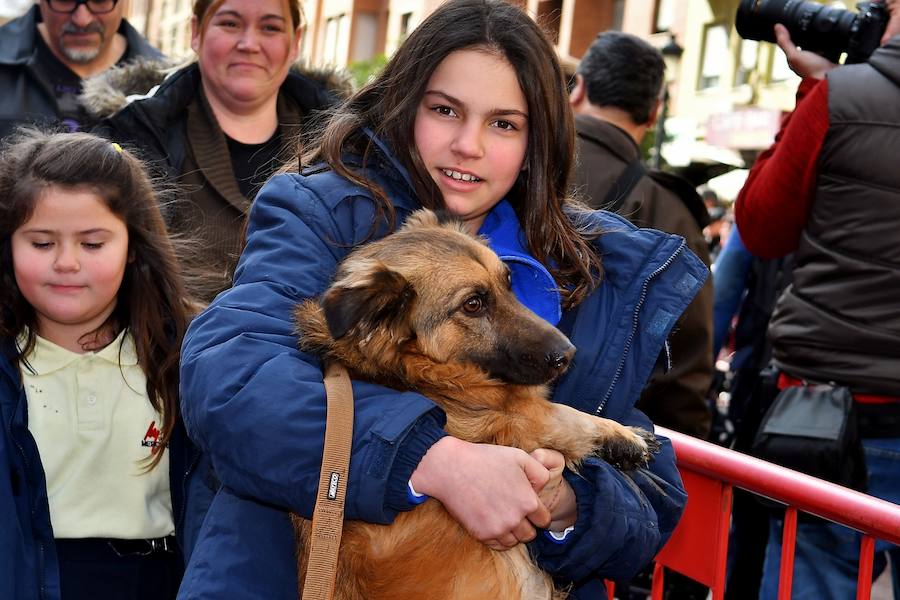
[759,437,900,599]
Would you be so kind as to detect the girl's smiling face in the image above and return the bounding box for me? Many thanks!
[11,185,129,351]
[414,48,529,233]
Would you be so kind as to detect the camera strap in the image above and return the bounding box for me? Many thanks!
[602,158,646,214]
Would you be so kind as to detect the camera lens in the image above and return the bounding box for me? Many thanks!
[736,0,855,53]
[736,0,888,64]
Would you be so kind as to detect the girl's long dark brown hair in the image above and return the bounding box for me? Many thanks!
[305,0,603,308]
[0,128,192,469]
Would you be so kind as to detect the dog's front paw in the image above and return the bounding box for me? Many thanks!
[598,426,660,471]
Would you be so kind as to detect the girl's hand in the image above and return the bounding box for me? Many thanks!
[530,448,577,532]
[410,437,551,551]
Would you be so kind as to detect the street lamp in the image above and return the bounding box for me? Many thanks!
[652,33,685,169]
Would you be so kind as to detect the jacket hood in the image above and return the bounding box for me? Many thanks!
[478,200,562,326]
[867,36,900,88]
[80,58,353,120]
[80,56,180,120]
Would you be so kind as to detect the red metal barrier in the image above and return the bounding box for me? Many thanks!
[643,426,900,600]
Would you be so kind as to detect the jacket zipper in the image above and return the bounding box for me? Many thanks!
[595,240,685,415]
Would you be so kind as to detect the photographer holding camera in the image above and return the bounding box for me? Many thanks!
[735,1,900,597]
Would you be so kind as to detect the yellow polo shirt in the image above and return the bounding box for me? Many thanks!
[21,330,174,539]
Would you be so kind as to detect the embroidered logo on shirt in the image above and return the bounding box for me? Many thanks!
[142,421,162,454]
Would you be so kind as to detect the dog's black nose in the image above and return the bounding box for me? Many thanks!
[546,352,567,370]
[545,344,575,371]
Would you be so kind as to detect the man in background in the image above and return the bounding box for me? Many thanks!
[0,0,162,137]
[570,31,714,440]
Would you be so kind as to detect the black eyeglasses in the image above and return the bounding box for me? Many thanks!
[46,0,119,15]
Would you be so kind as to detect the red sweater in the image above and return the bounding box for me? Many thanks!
[735,78,829,259]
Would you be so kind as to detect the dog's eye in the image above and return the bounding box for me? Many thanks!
[506,271,512,288]
[462,295,485,315]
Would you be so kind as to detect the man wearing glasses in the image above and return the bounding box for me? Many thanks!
[0,0,162,138]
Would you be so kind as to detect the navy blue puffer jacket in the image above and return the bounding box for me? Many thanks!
[178,136,706,599]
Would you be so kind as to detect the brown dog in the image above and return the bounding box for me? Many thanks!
[293,210,659,599]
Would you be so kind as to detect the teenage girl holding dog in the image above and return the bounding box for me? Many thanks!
[179,0,707,598]
[0,129,207,600]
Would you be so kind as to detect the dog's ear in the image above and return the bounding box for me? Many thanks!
[294,300,333,353]
[322,262,416,341]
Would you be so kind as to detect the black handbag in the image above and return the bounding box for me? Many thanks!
[750,382,867,491]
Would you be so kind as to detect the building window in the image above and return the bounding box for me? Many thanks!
[323,14,349,66]
[735,39,758,86]
[612,0,625,31]
[699,23,728,90]
[537,0,562,45]
[654,0,675,33]
[300,24,312,62]
[351,12,378,62]
[399,12,412,41]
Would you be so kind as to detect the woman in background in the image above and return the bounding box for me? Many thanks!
[88,0,347,300]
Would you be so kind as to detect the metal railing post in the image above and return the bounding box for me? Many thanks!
[777,508,797,600]
[857,535,876,600]
[653,426,900,600]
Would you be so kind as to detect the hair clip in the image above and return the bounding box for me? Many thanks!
[111,142,123,154]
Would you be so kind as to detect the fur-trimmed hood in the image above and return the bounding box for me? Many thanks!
[80,58,354,121]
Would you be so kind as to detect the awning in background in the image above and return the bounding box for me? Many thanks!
[704,169,750,204]
[662,117,746,188]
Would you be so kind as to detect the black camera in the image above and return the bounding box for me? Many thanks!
[736,0,888,64]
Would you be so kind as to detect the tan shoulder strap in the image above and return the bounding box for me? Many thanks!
[302,362,354,600]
